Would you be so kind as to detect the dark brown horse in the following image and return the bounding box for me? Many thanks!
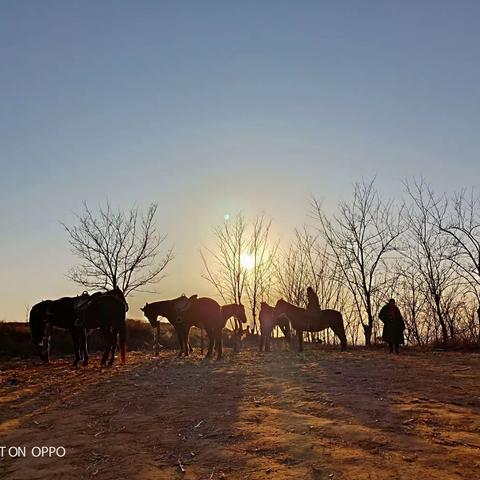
[29,288,128,367]
[29,296,87,366]
[141,295,196,356]
[74,288,128,365]
[273,299,347,352]
[181,299,247,360]
[259,301,291,352]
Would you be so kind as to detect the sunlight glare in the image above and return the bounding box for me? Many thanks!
[240,252,255,271]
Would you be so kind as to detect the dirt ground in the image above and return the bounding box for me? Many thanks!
[1,348,479,480]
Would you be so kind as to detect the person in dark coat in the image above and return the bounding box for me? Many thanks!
[379,299,405,353]
[306,286,321,313]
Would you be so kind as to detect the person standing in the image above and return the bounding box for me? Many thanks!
[379,299,405,353]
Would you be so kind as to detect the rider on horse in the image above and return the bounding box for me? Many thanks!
[306,286,321,314]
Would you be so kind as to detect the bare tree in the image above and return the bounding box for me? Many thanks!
[313,178,403,346]
[402,179,458,342]
[200,213,249,305]
[437,189,480,338]
[201,213,277,343]
[275,230,312,307]
[245,215,277,334]
[63,202,174,295]
[200,213,249,350]
[394,259,428,345]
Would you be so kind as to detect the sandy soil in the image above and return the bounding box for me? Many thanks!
[1,348,479,480]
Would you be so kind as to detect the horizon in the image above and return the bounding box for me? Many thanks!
[2,1,480,322]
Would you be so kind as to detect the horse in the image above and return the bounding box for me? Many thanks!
[141,295,197,356]
[180,298,245,360]
[74,288,128,365]
[219,302,248,352]
[29,288,128,367]
[259,301,291,352]
[273,298,347,352]
[29,296,87,367]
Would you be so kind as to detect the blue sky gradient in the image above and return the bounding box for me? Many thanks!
[1,1,479,320]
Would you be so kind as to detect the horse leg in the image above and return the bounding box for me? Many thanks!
[119,320,126,363]
[108,329,118,365]
[81,329,89,366]
[215,330,223,360]
[205,330,214,358]
[297,330,304,352]
[43,322,52,363]
[184,326,191,356]
[70,328,81,368]
[331,321,348,351]
[174,326,184,357]
[100,327,112,365]
[266,328,272,352]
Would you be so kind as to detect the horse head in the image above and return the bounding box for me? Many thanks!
[236,303,248,324]
[141,302,159,328]
[271,299,292,339]
[278,316,292,341]
[273,298,287,317]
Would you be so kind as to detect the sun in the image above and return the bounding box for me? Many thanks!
[240,252,255,271]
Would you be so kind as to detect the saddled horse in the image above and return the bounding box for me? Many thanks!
[141,295,197,356]
[273,299,347,352]
[181,299,247,360]
[29,296,87,366]
[259,301,291,352]
[75,288,128,365]
[29,288,128,367]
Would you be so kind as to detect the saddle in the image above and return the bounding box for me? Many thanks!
[74,290,128,327]
[74,291,102,314]
[174,294,198,324]
[303,307,322,330]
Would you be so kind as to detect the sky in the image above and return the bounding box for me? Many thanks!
[1,1,480,321]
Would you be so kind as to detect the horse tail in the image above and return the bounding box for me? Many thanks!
[119,320,127,363]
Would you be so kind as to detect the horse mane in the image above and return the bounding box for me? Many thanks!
[259,302,275,320]
[143,296,186,314]
[276,298,305,314]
